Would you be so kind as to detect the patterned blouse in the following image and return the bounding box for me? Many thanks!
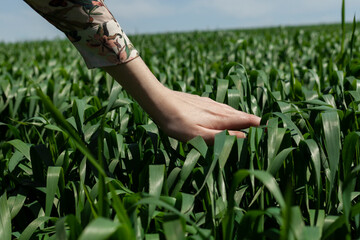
[24,0,139,69]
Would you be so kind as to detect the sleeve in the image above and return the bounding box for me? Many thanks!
[24,0,139,69]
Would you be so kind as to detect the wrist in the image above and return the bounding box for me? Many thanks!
[103,57,171,123]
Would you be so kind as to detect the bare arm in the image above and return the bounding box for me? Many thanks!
[103,57,261,144]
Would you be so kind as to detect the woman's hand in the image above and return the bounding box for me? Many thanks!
[104,57,261,144]
[152,89,261,144]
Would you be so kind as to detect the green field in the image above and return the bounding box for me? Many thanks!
[0,19,360,240]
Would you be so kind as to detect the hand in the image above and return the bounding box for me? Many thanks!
[103,57,261,145]
[152,89,261,144]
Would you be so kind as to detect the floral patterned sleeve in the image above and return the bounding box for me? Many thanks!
[24,0,139,69]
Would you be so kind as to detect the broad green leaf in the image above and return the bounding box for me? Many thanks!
[55,217,67,240]
[236,138,248,169]
[289,206,305,240]
[322,94,336,108]
[227,89,240,109]
[0,192,11,240]
[78,217,119,240]
[341,164,360,234]
[106,82,122,112]
[267,148,295,176]
[267,118,286,163]
[44,124,63,132]
[167,167,181,191]
[178,193,195,214]
[349,15,356,59]
[140,122,159,151]
[342,132,360,178]
[194,131,226,197]
[309,209,325,227]
[163,219,185,240]
[218,135,236,169]
[216,79,229,103]
[307,69,321,92]
[340,0,345,55]
[322,111,340,199]
[322,201,360,239]
[19,216,54,240]
[7,139,31,161]
[300,139,322,211]
[145,234,160,240]
[45,166,63,216]
[8,150,23,172]
[8,194,26,219]
[304,99,332,107]
[12,87,26,119]
[172,149,201,197]
[149,164,165,218]
[299,226,322,240]
[273,112,303,145]
[188,136,208,158]
[73,98,87,133]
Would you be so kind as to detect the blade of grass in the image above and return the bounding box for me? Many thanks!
[273,112,303,145]
[78,217,120,240]
[0,192,11,240]
[188,136,208,158]
[8,194,26,219]
[163,219,185,240]
[18,216,54,240]
[322,111,341,203]
[300,139,322,216]
[267,147,295,176]
[7,139,31,161]
[149,164,165,223]
[194,131,227,197]
[216,79,229,103]
[172,149,201,197]
[341,0,345,56]
[342,132,360,178]
[349,15,356,60]
[267,118,286,163]
[45,166,63,217]
[227,89,240,110]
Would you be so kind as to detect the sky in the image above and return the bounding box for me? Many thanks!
[1,0,360,43]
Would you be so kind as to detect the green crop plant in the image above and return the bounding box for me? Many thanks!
[0,3,360,240]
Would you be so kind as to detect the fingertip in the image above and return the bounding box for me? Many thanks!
[228,130,247,139]
[249,114,261,127]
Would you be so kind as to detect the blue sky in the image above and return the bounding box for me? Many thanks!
[1,0,360,42]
